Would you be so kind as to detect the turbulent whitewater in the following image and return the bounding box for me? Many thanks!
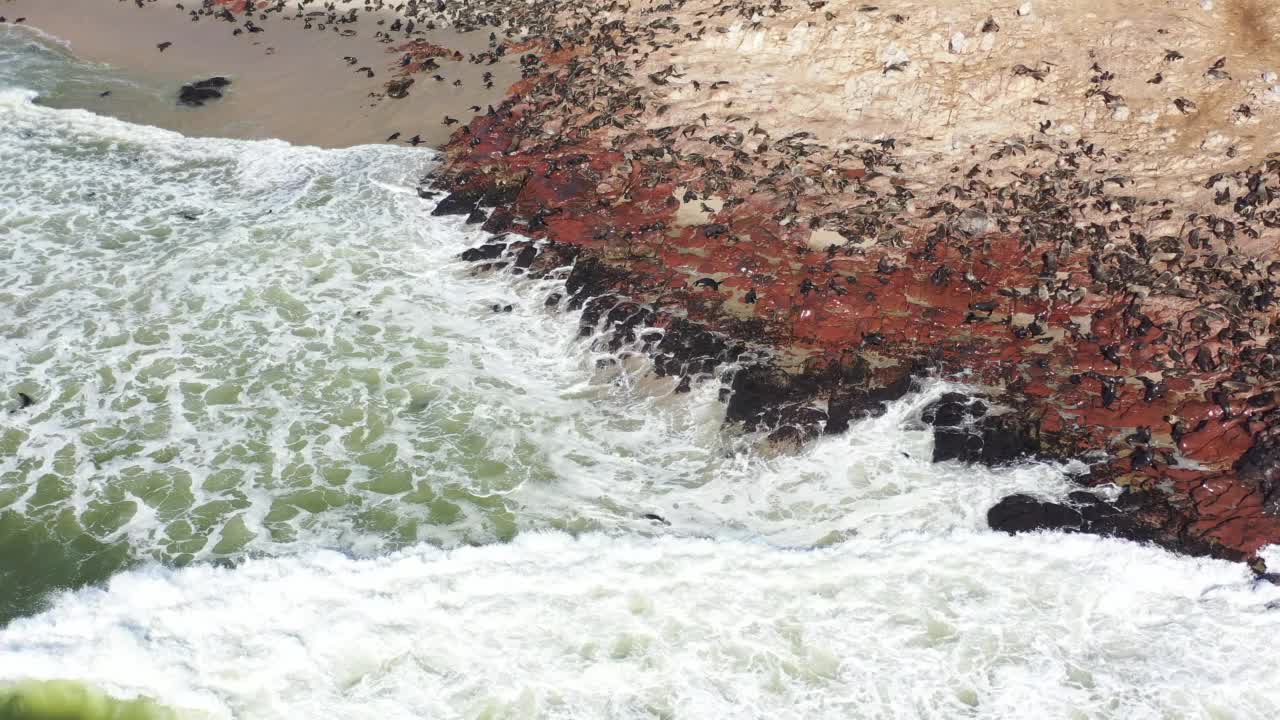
[1,26,1279,720]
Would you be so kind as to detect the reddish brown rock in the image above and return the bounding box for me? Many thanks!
[424,1,1280,563]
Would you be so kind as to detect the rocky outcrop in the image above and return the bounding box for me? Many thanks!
[923,393,1041,466]
[178,77,231,106]
[416,0,1280,562]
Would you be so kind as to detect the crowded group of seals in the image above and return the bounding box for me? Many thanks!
[25,0,1280,566]
[423,0,1280,565]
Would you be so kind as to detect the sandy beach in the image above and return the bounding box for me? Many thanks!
[1,0,520,148]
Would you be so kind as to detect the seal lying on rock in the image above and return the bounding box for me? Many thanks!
[178,77,232,107]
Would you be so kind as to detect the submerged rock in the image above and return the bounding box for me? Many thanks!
[459,240,507,262]
[178,77,231,106]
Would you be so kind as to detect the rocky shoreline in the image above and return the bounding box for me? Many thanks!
[422,0,1280,564]
[19,1,1278,563]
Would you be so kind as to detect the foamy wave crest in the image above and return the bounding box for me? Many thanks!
[0,86,39,108]
[3,23,1280,720]
[2,532,1278,720]
[0,87,1083,577]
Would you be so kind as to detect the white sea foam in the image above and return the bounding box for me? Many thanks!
[5,51,1280,720]
[0,88,1078,560]
[2,532,1278,720]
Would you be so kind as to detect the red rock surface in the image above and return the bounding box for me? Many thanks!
[432,23,1280,561]
[211,0,254,13]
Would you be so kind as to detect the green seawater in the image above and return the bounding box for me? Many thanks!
[0,25,747,626]
[0,681,181,720]
[0,27,535,622]
[3,21,1279,720]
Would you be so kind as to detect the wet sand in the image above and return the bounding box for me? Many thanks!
[1,0,521,148]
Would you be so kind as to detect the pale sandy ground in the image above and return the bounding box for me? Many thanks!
[1,0,521,148]
[647,0,1280,205]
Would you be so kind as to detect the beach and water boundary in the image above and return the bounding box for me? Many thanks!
[2,1,1280,718]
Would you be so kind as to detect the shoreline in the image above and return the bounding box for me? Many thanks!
[1,0,520,148]
[4,0,1279,564]
[426,0,1280,563]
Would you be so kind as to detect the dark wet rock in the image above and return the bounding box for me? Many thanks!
[766,424,807,447]
[480,178,526,207]
[513,245,539,269]
[465,208,489,225]
[788,406,830,437]
[925,394,1038,465]
[178,77,231,105]
[921,392,982,424]
[578,295,613,336]
[929,400,968,427]
[459,241,507,262]
[1236,438,1280,515]
[985,487,1254,559]
[988,494,1087,534]
[823,370,915,434]
[988,491,1157,542]
[564,256,628,311]
[724,366,789,429]
[597,302,656,351]
[192,77,231,89]
[933,414,1039,466]
[824,394,886,434]
[178,85,222,106]
[482,209,514,234]
[724,358,910,436]
[654,319,741,381]
[866,372,917,404]
[432,188,485,216]
[921,392,984,427]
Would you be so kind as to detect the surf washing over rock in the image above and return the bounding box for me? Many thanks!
[1,23,1280,720]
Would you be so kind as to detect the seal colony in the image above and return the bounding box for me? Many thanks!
[7,0,1280,565]
[430,0,1280,566]
[0,0,521,147]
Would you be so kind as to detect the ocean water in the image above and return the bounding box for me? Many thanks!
[2,24,1279,720]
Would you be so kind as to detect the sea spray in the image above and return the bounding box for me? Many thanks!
[0,77,1074,597]
[4,26,1280,720]
[2,533,1278,720]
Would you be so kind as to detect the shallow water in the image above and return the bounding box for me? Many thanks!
[1,25,1279,720]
